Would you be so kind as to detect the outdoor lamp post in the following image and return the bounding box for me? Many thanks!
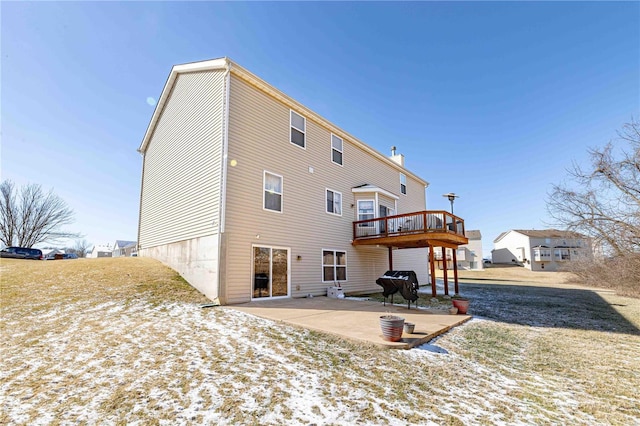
[442,192,459,215]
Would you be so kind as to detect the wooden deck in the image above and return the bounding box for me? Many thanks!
[352,210,469,248]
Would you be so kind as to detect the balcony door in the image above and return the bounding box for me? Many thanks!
[252,246,289,299]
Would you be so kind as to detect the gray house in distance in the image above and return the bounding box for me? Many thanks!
[137,58,468,304]
[112,240,137,257]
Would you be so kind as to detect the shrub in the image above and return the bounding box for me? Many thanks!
[563,254,640,298]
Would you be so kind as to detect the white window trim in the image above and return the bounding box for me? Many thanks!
[357,199,375,226]
[290,109,306,149]
[325,188,343,217]
[321,249,348,283]
[263,170,283,214]
[251,244,291,300]
[400,173,407,195]
[331,133,343,166]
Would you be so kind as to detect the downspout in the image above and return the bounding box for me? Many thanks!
[216,59,232,303]
[136,151,146,254]
[219,59,231,234]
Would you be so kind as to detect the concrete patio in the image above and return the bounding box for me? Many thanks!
[226,297,471,349]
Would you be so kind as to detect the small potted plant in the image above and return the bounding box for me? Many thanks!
[451,296,469,314]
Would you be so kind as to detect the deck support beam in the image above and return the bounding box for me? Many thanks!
[442,247,449,296]
[388,246,393,271]
[429,244,437,297]
[453,248,459,295]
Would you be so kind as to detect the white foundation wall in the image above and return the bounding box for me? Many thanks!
[140,234,220,301]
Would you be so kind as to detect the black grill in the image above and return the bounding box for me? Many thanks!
[375,270,420,309]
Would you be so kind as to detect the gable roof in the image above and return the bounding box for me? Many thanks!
[114,240,137,249]
[465,230,481,240]
[494,229,587,243]
[514,229,586,239]
[139,57,428,187]
[90,244,112,253]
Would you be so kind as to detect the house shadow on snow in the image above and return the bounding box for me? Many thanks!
[457,280,640,336]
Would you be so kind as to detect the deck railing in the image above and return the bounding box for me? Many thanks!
[352,210,465,241]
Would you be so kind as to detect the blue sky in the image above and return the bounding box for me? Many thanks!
[2,2,638,257]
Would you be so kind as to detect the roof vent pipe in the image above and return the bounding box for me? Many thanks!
[391,146,397,156]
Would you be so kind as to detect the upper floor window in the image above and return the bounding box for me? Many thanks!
[331,134,343,165]
[357,200,375,226]
[326,189,342,216]
[400,173,407,195]
[264,171,283,212]
[290,110,306,148]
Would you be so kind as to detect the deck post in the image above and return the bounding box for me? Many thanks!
[388,246,393,271]
[429,244,437,297]
[452,247,459,295]
[442,247,449,295]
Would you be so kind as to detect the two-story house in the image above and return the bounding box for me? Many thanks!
[492,229,591,271]
[137,58,468,304]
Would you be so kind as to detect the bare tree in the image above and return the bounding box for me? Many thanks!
[547,119,640,256]
[0,180,80,247]
[73,239,92,258]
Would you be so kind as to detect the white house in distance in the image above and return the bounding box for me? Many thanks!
[457,230,483,270]
[137,57,468,304]
[86,244,113,258]
[492,229,591,272]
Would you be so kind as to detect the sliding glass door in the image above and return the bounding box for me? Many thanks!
[252,246,289,299]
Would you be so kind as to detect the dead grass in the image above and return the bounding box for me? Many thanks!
[2,257,639,425]
[436,263,577,285]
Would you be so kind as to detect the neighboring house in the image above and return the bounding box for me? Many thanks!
[492,229,591,271]
[112,240,137,257]
[87,244,113,258]
[137,58,468,304]
[457,230,483,270]
[432,230,483,270]
[42,248,65,259]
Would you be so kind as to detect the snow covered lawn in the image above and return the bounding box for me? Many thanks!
[2,258,639,425]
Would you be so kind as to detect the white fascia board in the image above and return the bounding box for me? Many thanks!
[138,57,229,154]
[493,230,512,244]
[229,61,428,187]
[138,57,429,188]
[351,186,399,200]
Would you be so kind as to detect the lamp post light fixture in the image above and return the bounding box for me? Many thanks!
[442,192,459,215]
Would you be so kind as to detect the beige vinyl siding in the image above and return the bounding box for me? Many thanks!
[223,75,427,303]
[139,70,226,248]
[379,195,396,212]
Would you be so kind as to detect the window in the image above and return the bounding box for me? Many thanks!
[400,173,407,195]
[290,110,306,148]
[555,248,570,261]
[533,248,551,261]
[263,171,283,212]
[357,200,375,226]
[323,250,347,282]
[326,189,342,216]
[331,134,343,165]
